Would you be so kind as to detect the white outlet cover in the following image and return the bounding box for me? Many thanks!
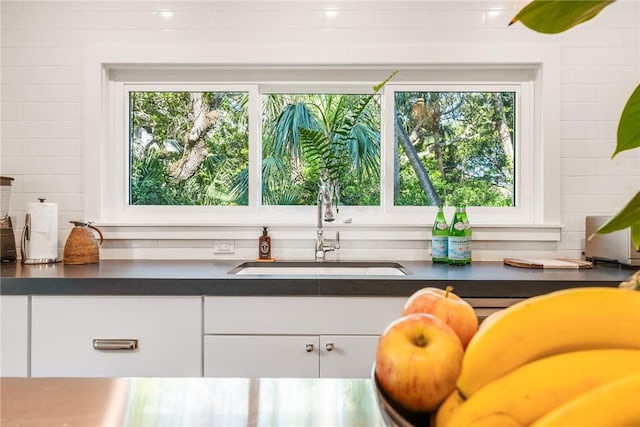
[214,240,235,254]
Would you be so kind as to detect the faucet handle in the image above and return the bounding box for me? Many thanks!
[334,230,340,249]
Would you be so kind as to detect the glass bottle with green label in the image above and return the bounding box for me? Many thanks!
[461,204,472,263]
[448,205,468,265]
[431,204,449,263]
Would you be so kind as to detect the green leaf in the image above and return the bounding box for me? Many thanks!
[373,70,398,92]
[593,191,640,250]
[510,0,616,34]
[613,83,640,157]
[632,223,640,251]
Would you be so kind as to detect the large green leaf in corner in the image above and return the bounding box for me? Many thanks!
[614,83,640,157]
[509,0,616,34]
[596,84,640,249]
[591,191,640,250]
[511,0,639,249]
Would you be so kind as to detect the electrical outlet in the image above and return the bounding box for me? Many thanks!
[213,240,235,254]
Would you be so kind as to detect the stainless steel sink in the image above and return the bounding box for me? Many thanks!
[229,261,409,276]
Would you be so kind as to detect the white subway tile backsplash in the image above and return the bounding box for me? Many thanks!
[18,156,83,175]
[595,83,639,103]
[22,103,81,121]
[596,157,640,176]
[560,158,597,177]
[560,120,600,140]
[0,121,25,140]
[23,140,82,157]
[48,121,83,139]
[562,176,637,195]
[22,174,84,194]
[0,139,24,157]
[0,66,25,84]
[561,213,588,233]
[1,0,638,261]
[50,48,83,66]
[561,102,622,122]
[561,139,616,158]
[560,84,597,103]
[21,29,80,48]
[21,121,53,139]
[1,103,23,121]
[562,48,599,66]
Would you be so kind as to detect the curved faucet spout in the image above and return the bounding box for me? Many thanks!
[315,183,340,261]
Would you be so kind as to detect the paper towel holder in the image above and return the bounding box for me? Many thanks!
[20,198,61,265]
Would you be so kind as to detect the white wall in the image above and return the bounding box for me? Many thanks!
[1,0,639,262]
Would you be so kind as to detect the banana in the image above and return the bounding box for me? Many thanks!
[447,349,640,427]
[531,372,640,427]
[432,389,464,427]
[457,287,640,397]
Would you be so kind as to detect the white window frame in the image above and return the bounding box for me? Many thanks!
[383,82,532,225]
[84,45,561,240]
[114,83,258,224]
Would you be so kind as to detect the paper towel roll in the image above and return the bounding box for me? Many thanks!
[26,201,58,260]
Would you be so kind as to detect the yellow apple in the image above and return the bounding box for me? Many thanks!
[375,313,464,412]
[402,285,478,348]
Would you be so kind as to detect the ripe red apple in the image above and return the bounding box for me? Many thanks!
[375,313,464,412]
[402,286,478,348]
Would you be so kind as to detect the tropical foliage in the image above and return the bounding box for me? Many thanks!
[394,91,515,207]
[261,93,382,206]
[511,0,640,248]
[129,91,249,205]
[129,87,518,209]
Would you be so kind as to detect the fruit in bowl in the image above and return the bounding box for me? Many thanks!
[402,285,478,348]
[375,313,464,413]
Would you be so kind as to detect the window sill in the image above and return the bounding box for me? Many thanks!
[95,222,562,242]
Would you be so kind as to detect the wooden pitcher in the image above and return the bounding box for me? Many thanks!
[63,221,104,265]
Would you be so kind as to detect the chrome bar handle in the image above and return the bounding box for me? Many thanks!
[20,213,31,261]
[93,339,138,351]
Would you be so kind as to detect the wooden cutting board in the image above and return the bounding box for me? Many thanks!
[503,258,593,269]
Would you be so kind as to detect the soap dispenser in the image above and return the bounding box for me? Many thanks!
[259,226,271,260]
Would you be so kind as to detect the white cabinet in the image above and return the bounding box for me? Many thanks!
[1,295,29,377]
[31,296,201,377]
[203,296,405,378]
[319,335,380,378]
[204,335,319,378]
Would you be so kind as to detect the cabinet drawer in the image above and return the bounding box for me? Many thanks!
[204,335,319,378]
[31,296,201,377]
[1,296,29,377]
[319,335,379,379]
[204,296,405,335]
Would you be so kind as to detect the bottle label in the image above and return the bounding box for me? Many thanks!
[436,222,448,231]
[453,222,465,231]
[448,236,467,260]
[432,236,448,258]
[260,241,270,255]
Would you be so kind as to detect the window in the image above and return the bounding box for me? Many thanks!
[129,90,249,206]
[92,61,557,231]
[261,93,381,207]
[119,82,523,215]
[392,89,517,208]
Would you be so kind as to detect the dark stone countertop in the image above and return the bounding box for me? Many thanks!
[1,259,636,298]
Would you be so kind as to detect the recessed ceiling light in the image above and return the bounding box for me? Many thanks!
[325,9,337,18]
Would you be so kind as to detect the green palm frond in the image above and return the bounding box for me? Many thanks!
[272,102,320,160]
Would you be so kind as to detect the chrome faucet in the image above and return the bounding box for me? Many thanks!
[315,181,340,261]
